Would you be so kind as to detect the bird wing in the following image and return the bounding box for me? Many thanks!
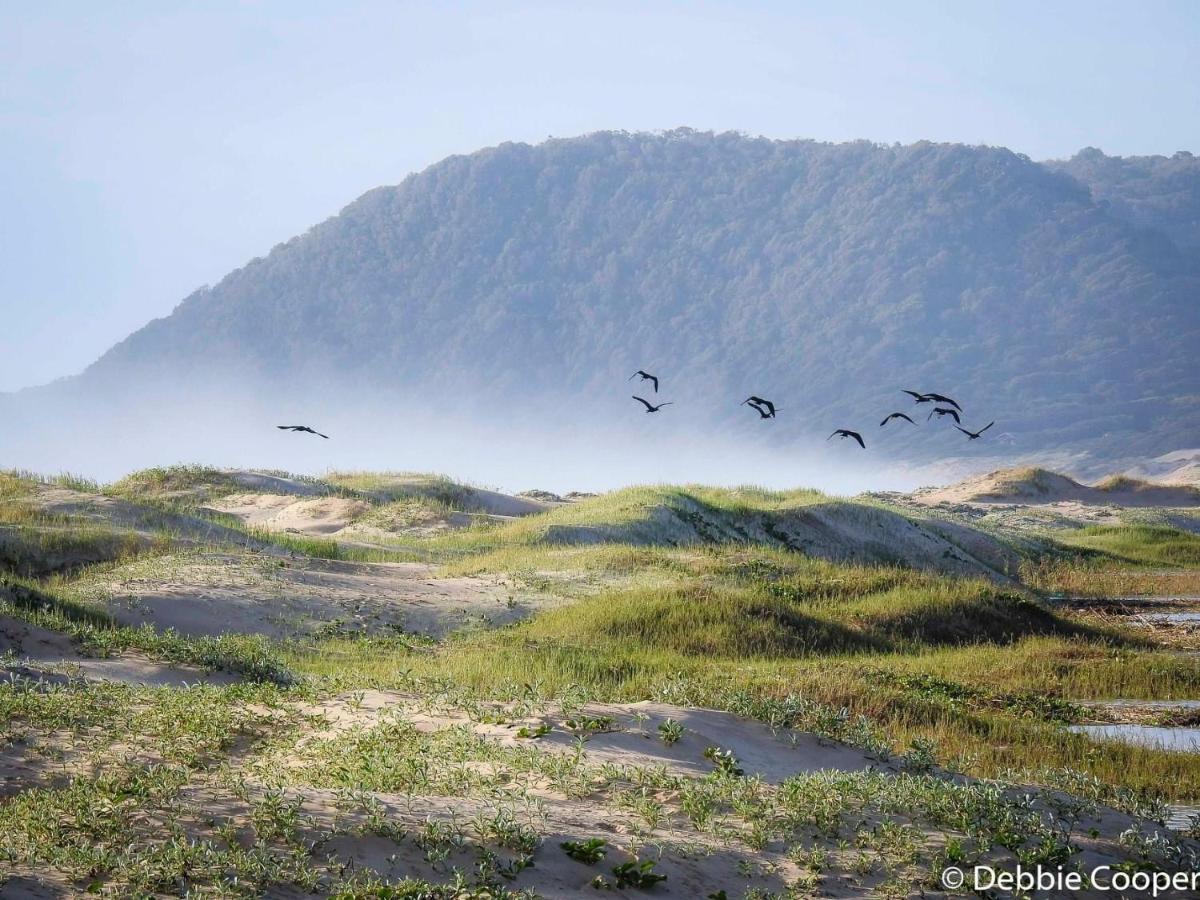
[277,426,295,430]
[827,431,840,440]
[899,413,915,424]
[632,396,654,411]
[628,372,639,381]
[315,430,330,439]
[879,415,892,427]
[948,410,961,424]
[934,395,962,411]
[954,426,972,437]
[927,409,936,421]
[649,375,658,392]
[659,402,673,407]
[850,431,865,448]
[978,421,994,434]
[902,390,925,401]
[761,400,776,416]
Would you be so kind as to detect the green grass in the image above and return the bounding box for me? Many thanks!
[1052,524,1200,568]
[0,469,100,497]
[106,464,245,502]
[4,468,1200,893]
[323,470,475,507]
[0,488,172,577]
[281,534,1200,801]
[417,484,831,554]
[286,632,1200,801]
[243,527,423,563]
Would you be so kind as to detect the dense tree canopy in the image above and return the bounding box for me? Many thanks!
[1048,147,1200,258]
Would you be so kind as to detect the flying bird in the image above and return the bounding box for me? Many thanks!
[277,425,329,439]
[743,396,777,418]
[629,370,659,392]
[902,390,934,404]
[828,429,866,449]
[955,422,995,440]
[632,396,673,413]
[879,412,916,427]
[927,407,962,424]
[924,393,962,411]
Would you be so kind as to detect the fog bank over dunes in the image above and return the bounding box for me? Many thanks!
[0,377,941,494]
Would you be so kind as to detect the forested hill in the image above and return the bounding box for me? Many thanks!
[63,131,1200,457]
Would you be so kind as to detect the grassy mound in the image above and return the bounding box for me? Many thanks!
[1054,524,1200,567]
[323,471,475,506]
[428,485,1014,579]
[106,465,246,503]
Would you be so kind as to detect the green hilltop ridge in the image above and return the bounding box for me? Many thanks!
[1046,147,1200,257]
[23,129,1193,461]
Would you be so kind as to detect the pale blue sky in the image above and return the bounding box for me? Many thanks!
[2,0,1197,391]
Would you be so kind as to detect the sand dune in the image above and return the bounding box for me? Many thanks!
[29,484,260,545]
[203,471,552,538]
[535,495,1021,580]
[1123,449,1200,487]
[0,614,235,687]
[915,466,1200,507]
[204,493,372,535]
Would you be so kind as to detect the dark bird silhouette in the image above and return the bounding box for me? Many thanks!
[955,422,995,440]
[743,396,777,418]
[629,370,659,393]
[902,390,934,404]
[927,407,962,424]
[924,393,962,411]
[633,396,673,413]
[828,429,866,449]
[277,425,329,439]
[879,412,916,427]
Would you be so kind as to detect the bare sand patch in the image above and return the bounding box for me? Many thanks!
[296,691,882,783]
[74,553,561,639]
[205,493,372,535]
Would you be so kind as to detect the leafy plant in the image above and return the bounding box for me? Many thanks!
[564,714,614,735]
[903,737,939,774]
[561,838,607,865]
[612,858,667,889]
[657,718,684,745]
[704,745,744,777]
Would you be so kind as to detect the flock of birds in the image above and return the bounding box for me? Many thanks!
[630,371,995,450]
[273,373,995,449]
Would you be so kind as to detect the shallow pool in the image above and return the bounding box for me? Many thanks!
[1069,724,1200,752]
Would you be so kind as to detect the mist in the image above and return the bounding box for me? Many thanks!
[0,374,1023,496]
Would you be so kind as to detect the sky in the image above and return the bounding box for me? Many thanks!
[2,0,1197,393]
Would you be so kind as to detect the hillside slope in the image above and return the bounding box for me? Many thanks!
[22,131,1200,461]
